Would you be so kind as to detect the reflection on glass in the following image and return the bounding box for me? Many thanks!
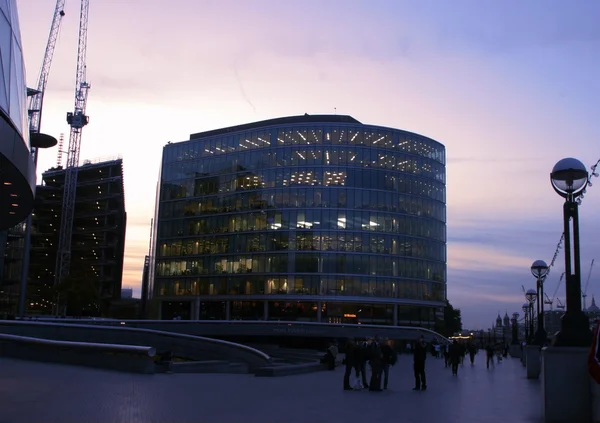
[154,120,446,326]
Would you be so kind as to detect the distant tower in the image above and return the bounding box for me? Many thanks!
[587,296,600,313]
[496,313,502,328]
[503,311,510,328]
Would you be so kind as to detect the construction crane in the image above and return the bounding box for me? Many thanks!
[54,0,91,312]
[17,0,66,317]
[28,0,66,145]
[549,272,565,304]
[544,293,554,310]
[582,259,595,310]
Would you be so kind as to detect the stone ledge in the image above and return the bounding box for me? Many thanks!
[0,333,156,374]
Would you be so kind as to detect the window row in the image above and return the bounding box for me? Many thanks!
[158,232,446,262]
[166,127,445,164]
[155,254,446,282]
[154,275,446,302]
[161,189,446,222]
[158,210,446,242]
[162,169,445,203]
[163,147,445,184]
[161,300,439,326]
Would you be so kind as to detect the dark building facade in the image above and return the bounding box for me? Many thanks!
[27,158,127,315]
[150,115,446,327]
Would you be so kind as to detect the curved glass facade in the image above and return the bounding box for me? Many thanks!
[0,0,28,146]
[0,0,35,230]
[151,116,446,327]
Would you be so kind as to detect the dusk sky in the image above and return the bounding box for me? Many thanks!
[16,0,600,329]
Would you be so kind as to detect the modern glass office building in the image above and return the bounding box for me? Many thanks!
[0,0,35,229]
[150,115,446,327]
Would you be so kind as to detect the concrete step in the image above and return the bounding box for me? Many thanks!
[171,360,232,374]
[228,362,249,374]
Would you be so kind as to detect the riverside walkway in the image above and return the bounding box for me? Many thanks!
[0,352,541,423]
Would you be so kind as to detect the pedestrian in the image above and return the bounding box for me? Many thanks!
[449,340,461,376]
[354,340,369,389]
[343,338,357,391]
[468,343,476,365]
[443,343,450,368]
[369,337,383,392]
[486,344,495,369]
[381,340,397,390]
[413,336,427,391]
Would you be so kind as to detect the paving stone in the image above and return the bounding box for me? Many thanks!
[0,353,541,423]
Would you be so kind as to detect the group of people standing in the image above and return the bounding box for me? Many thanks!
[335,335,430,392]
[341,336,398,391]
[332,335,511,392]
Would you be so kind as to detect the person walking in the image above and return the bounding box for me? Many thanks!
[413,336,427,391]
[443,342,450,368]
[355,341,369,389]
[343,338,357,390]
[486,344,495,369]
[449,340,461,376]
[368,337,383,392]
[381,340,397,390]
[468,343,477,365]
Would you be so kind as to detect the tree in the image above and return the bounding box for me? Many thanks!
[55,270,101,317]
[436,300,463,337]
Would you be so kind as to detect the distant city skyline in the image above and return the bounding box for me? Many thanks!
[17,0,600,328]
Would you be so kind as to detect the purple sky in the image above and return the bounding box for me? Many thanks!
[16,0,600,328]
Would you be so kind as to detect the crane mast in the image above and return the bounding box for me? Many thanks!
[54,0,91,296]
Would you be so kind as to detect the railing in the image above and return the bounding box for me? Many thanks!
[28,318,449,342]
[5,320,271,362]
[0,332,156,356]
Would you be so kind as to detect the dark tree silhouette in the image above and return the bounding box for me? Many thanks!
[55,270,101,317]
[435,300,463,337]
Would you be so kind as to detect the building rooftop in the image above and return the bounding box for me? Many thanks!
[189,114,362,140]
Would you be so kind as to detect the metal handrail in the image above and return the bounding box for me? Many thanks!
[3,320,271,360]
[26,318,449,342]
[0,332,156,356]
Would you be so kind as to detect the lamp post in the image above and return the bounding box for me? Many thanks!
[531,260,549,345]
[526,289,537,342]
[523,303,530,341]
[550,158,592,346]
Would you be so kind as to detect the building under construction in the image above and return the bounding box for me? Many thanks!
[27,157,126,315]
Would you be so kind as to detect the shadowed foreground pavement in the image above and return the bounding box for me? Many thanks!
[0,352,541,423]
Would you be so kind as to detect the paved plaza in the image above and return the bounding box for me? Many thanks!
[1,352,541,423]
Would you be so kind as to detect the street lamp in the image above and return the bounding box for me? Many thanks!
[550,158,592,346]
[531,260,549,344]
[526,289,537,342]
[522,302,530,341]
